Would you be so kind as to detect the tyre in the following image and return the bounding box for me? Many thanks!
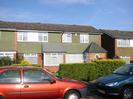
[121,87,133,99]
[0,96,3,99]
[63,90,80,99]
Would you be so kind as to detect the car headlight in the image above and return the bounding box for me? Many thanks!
[105,82,119,87]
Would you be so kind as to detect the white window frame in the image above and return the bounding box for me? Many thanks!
[24,53,38,64]
[17,32,48,42]
[66,54,84,63]
[80,34,89,43]
[117,39,130,47]
[44,53,64,66]
[130,40,133,47]
[17,32,27,42]
[0,52,16,59]
[38,32,48,42]
[62,33,72,43]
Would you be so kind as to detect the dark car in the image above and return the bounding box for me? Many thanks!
[0,66,88,99]
[96,64,133,99]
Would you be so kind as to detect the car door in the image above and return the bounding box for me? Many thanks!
[21,69,60,99]
[0,69,21,99]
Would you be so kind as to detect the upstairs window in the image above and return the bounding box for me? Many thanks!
[80,34,89,43]
[62,33,72,43]
[17,32,27,41]
[17,32,48,42]
[117,39,130,47]
[38,32,48,42]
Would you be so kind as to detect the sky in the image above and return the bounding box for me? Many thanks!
[0,0,133,31]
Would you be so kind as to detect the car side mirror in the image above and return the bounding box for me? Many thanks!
[49,79,56,84]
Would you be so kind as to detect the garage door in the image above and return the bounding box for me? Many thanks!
[66,54,84,63]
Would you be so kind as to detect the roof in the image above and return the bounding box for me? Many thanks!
[0,21,99,33]
[84,42,107,53]
[43,43,66,53]
[0,66,42,69]
[100,29,133,39]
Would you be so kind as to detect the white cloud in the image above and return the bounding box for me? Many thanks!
[40,0,95,5]
[0,7,53,22]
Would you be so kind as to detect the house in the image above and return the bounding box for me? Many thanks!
[0,21,107,71]
[101,29,133,63]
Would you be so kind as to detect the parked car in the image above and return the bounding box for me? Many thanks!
[0,66,88,99]
[96,63,133,99]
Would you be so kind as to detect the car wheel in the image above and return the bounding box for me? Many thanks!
[122,87,133,99]
[0,96,3,99]
[63,90,80,99]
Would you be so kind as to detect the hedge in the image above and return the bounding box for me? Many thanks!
[58,59,126,81]
[0,57,13,66]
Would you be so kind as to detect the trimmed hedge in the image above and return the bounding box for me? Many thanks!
[12,64,41,67]
[58,59,126,81]
[0,57,13,66]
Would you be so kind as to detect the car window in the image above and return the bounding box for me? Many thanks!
[23,69,52,83]
[113,65,130,75]
[0,70,21,84]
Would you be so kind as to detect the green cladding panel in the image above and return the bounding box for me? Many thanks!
[117,48,133,56]
[18,42,42,53]
[0,31,15,51]
[48,32,61,43]
[89,35,99,44]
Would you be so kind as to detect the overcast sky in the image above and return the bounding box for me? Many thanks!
[0,0,133,31]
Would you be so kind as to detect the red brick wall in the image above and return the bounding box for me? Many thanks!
[88,53,107,61]
[38,53,42,66]
[44,66,59,72]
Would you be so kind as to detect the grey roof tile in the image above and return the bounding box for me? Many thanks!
[0,21,99,33]
[100,29,133,39]
[43,43,66,53]
[84,42,107,53]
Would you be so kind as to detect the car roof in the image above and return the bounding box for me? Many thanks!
[0,66,42,70]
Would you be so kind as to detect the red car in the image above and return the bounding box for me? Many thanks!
[0,66,88,99]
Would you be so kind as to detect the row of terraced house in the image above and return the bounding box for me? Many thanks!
[0,21,133,71]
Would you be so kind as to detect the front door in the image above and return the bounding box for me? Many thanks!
[21,69,59,99]
[0,69,21,99]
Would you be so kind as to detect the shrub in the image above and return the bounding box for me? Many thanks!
[0,57,13,66]
[58,59,126,81]
[12,60,41,67]
[20,60,31,65]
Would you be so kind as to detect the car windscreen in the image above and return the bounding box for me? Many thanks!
[113,65,131,75]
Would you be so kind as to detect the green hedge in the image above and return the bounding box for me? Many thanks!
[0,57,13,66]
[58,59,126,81]
[12,64,41,67]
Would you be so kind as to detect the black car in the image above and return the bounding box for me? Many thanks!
[96,64,133,99]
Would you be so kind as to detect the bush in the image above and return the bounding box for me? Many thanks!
[58,59,126,81]
[20,60,31,65]
[12,60,41,67]
[0,57,13,66]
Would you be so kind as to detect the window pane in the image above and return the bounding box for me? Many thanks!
[24,54,37,64]
[80,34,89,43]
[0,70,21,83]
[17,32,27,41]
[62,33,72,43]
[38,33,48,42]
[45,53,64,66]
[24,70,51,83]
